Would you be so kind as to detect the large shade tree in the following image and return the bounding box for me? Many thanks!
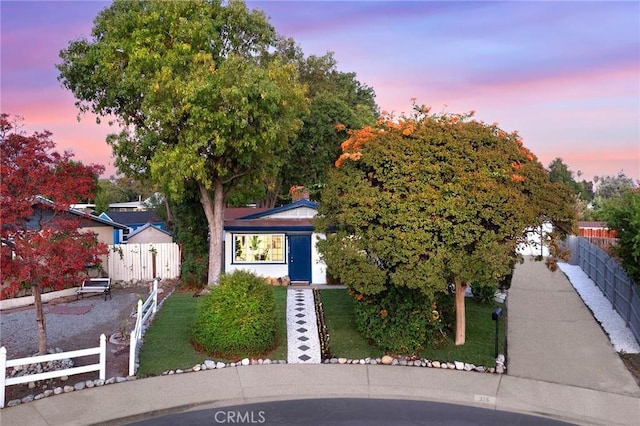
[268,48,378,205]
[57,0,308,286]
[0,114,106,354]
[316,105,575,348]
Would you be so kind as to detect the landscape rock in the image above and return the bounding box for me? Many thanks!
[454,361,464,370]
[204,360,216,369]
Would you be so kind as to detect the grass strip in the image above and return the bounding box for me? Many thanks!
[319,289,380,359]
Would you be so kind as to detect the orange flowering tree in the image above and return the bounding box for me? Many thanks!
[316,102,575,352]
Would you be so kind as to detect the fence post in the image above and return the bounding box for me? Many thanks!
[129,331,136,377]
[153,278,158,314]
[1,346,6,408]
[99,334,106,380]
[627,276,633,328]
[136,299,143,340]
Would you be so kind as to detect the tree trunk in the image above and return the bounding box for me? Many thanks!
[163,196,175,231]
[199,179,225,286]
[454,279,467,346]
[32,284,48,355]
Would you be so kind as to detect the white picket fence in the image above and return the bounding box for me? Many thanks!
[106,243,181,281]
[0,334,106,408]
[129,279,158,376]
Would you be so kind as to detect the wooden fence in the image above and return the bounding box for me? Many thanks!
[565,236,640,344]
[129,279,158,376]
[105,243,181,282]
[1,334,106,408]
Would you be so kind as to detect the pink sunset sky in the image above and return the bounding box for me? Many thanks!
[1,0,639,183]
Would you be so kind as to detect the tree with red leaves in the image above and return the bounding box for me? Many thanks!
[1,114,106,354]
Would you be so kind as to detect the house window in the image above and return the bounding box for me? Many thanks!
[234,234,285,263]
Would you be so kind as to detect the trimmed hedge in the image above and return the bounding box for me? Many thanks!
[192,270,278,358]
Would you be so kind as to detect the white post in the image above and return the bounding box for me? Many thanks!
[152,278,158,314]
[129,332,136,377]
[99,334,106,380]
[136,299,143,340]
[1,347,7,408]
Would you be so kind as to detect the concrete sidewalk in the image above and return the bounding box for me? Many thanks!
[507,259,640,396]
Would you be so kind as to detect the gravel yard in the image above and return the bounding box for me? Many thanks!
[1,290,144,359]
[0,287,152,404]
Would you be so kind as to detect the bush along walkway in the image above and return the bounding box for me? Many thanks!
[286,288,321,363]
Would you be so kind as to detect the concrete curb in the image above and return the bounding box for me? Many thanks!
[0,288,77,311]
[1,364,638,426]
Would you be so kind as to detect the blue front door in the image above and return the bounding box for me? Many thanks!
[288,234,312,282]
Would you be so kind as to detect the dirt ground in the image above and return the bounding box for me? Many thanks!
[2,281,176,404]
[620,353,640,386]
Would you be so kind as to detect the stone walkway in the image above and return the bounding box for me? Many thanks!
[286,288,321,363]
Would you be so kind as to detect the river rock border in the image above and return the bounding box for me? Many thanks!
[5,353,505,408]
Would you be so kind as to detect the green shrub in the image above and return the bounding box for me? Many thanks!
[351,286,450,356]
[471,281,497,304]
[181,256,208,288]
[192,270,278,358]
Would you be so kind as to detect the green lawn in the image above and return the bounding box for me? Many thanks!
[319,289,380,358]
[320,289,505,366]
[138,286,503,376]
[137,286,287,377]
[137,293,203,377]
[419,299,506,367]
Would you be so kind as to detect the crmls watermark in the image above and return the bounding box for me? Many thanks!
[213,410,266,424]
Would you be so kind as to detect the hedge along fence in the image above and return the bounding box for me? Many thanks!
[565,236,640,345]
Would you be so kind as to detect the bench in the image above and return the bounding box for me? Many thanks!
[76,278,112,301]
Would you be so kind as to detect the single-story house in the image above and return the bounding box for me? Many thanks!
[127,222,173,244]
[223,199,327,284]
[99,210,165,243]
[26,196,129,245]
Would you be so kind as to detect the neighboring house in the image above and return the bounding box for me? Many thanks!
[26,196,128,245]
[224,199,327,284]
[578,221,617,239]
[99,211,165,244]
[127,222,173,244]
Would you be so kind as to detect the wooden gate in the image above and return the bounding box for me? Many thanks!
[105,243,181,281]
